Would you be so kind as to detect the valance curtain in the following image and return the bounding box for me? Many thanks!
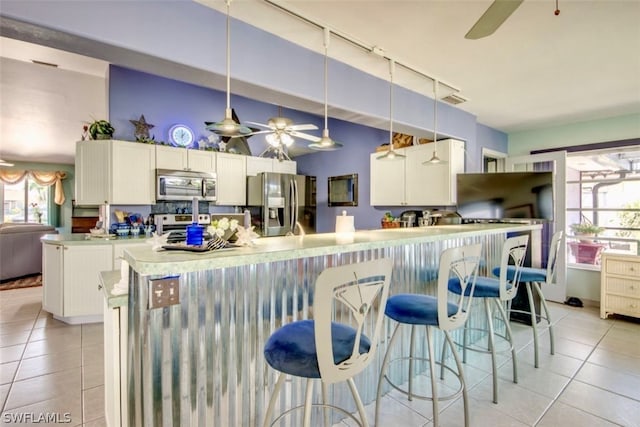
[0,170,67,205]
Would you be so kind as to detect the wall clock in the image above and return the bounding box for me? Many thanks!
[169,124,195,147]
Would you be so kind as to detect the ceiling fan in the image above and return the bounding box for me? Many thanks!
[465,0,524,40]
[243,110,320,146]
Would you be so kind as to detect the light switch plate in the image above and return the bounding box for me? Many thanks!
[148,277,180,309]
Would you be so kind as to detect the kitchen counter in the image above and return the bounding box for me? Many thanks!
[122,223,540,275]
[41,233,150,245]
[123,222,542,426]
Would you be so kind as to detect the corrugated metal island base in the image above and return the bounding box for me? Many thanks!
[122,224,541,426]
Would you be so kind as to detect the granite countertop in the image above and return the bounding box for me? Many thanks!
[122,223,542,276]
[41,233,150,245]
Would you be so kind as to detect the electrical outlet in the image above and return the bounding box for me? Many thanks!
[148,277,180,309]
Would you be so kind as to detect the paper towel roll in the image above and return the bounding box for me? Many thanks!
[335,210,355,233]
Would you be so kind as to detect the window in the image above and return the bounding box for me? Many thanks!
[1,178,50,224]
[566,147,640,266]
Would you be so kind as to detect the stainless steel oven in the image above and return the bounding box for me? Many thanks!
[153,213,211,242]
[156,169,216,202]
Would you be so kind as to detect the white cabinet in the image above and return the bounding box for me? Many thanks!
[370,139,465,206]
[42,243,112,323]
[156,145,216,173]
[42,243,63,315]
[600,253,640,319]
[104,298,128,427]
[75,140,156,205]
[216,152,247,205]
[273,159,297,174]
[370,153,405,206]
[246,157,296,176]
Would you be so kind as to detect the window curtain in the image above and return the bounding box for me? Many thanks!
[0,170,67,205]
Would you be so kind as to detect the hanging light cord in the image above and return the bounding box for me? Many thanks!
[389,59,395,147]
[225,0,231,111]
[433,79,438,144]
[323,28,329,132]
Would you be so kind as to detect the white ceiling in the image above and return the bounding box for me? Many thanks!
[1,0,639,165]
[197,0,640,132]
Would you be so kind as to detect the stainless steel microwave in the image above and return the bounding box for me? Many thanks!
[156,169,217,201]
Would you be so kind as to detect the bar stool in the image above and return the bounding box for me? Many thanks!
[493,230,563,368]
[263,258,393,427]
[375,244,482,427]
[447,235,529,404]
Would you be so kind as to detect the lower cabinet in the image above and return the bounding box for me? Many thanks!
[42,242,116,323]
[600,253,640,319]
[104,299,128,427]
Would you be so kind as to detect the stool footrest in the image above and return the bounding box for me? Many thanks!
[381,356,464,403]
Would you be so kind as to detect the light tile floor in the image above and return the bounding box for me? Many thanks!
[1,286,640,426]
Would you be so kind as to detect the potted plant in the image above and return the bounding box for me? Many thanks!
[88,119,115,140]
[569,222,607,264]
[570,222,605,239]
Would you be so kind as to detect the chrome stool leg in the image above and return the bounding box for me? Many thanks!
[534,281,555,355]
[525,282,541,368]
[426,326,439,427]
[494,298,518,384]
[484,298,498,404]
[443,330,470,427]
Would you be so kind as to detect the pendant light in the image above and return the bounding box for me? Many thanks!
[206,0,252,137]
[423,79,447,165]
[0,159,14,167]
[309,28,343,151]
[377,58,405,161]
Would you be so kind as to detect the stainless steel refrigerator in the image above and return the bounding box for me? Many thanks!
[246,172,316,236]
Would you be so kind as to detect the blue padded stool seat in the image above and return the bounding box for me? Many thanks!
[492,265,546,283]
[448,276,513,298]
[264,319,371,379]
[384,294,458,326]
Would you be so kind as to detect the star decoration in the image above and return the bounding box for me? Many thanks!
[234,225,259,246]
[146,231,169,251]
[130,114,155,140]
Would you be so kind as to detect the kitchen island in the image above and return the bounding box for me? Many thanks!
[121,223,541,426]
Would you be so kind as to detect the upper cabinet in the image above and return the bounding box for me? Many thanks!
[370,139,465,206]
[216,152,247,206]
[156,146,216,173]
[76,140,156,205]
[246,157,297,176]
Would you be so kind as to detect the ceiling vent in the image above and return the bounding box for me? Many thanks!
[442,93,467,105]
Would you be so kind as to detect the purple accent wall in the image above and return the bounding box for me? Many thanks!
[109,65,509,231]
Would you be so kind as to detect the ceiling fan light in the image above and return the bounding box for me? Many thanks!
[280,133,294,146]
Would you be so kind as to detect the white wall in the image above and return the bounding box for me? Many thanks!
[0,57,107,164]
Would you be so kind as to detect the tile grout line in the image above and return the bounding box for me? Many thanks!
[531,314,618,427]
[0,295,43,414]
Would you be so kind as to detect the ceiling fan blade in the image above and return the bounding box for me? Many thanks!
[245,121,274,130]
[228,129,272,138]
[289,130,321,143]
[288,124,319,131]
[465,0,524,40]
